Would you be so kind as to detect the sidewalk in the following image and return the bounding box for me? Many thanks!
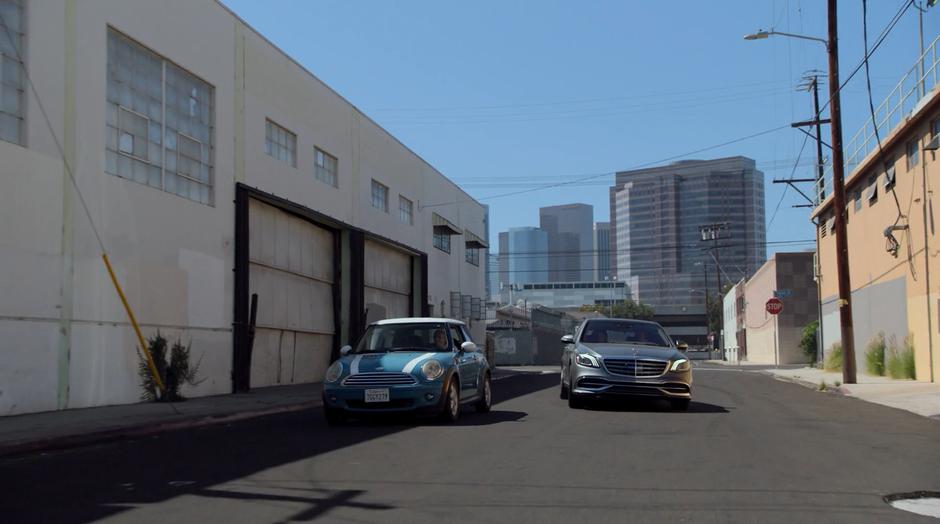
[765,367,940,419]
[0,383,322,458]
[0,367,530,458]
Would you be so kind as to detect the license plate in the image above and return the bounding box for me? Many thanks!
[364,389,390,403]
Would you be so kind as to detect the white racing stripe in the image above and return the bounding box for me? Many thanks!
[402,353,436,373]
[350,355,363,375]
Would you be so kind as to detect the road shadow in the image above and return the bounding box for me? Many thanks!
[0,372,559,524]
[581,397,730,414]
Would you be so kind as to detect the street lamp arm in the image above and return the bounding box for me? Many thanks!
[744,29,829,50]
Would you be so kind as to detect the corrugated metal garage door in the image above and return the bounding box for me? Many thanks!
[364,239,412,322]
[248,199,334,387]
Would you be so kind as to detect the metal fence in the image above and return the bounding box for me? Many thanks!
[818,34,940,203]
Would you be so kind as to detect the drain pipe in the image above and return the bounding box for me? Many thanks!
[923,137,937,382]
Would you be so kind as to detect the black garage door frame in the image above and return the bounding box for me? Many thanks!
[233,183,429,392]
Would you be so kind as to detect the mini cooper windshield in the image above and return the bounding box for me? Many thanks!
[354,323,452,354]
[579,320,672,347]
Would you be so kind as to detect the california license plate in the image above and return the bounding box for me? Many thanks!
[364,388,390,403]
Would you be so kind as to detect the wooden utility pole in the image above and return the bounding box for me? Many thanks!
[827,0,857,383]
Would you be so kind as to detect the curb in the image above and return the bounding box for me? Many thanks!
[0,401,319,459]
[763,371,843,393]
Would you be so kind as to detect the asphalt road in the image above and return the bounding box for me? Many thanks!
[2,365,939,523]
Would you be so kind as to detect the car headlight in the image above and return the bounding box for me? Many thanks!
[670,358,690,372]
[575,353,600,368]
[325,361,343,383]
[421,359,444,380]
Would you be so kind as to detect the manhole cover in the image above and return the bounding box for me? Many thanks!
[885,492,940,519]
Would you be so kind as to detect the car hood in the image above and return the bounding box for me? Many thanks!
[341,351,452,374]
[579,343,682,360]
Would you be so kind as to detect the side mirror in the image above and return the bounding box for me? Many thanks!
[676,342,688,351]
[340,345,353,356]
[561,335,575,344]
[461,341,478,353]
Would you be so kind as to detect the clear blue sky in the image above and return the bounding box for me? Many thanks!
[222,0,938,256]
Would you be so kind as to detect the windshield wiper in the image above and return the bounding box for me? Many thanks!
[387,347,427,352]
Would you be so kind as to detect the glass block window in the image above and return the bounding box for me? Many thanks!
[399,195,413,225]
[265,119,296,167]
[371,179,388,212]
[106,29,214,205]
[0,0,25,145]
[314,147,337,187]
[433,231,451,253]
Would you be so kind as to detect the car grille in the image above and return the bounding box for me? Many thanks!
[343,372,417,387]
[602,358,668,377]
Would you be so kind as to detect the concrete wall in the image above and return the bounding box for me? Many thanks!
[0,0,485,415]
[814,81,940,382]
[744,254,815,365]
[821,277,908,374]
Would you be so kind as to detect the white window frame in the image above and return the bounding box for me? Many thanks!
[116,106,150,161]
[371,179,389,212]
[265,118,296,167]
[314,147,337,187]
[105,28,215,205]
[399,195,413,225]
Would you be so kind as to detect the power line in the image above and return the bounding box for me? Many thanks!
[813,0,915,120]
[769,131,811,227]
[493,239,816,259]
[420,124,790,209]
[371,79,795,113]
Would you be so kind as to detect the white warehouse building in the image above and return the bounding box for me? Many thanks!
[0,0,487,416]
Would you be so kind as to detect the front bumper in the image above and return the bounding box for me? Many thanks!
[571,365,692,399]
[323,382,447,414]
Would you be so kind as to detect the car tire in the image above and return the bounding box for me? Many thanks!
[560,374,569,400]
[324,406,345,426]
[670,398,690,411]
[475,374,492,413]
[568,392,584,409]
[440,379,460,423]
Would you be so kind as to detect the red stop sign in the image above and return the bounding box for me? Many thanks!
[766,297,784,315]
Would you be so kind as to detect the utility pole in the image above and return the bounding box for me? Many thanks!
[699,223,729,350]
[827,0,857,384]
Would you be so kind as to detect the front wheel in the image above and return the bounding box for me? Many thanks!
[475,374,492,413]
[560,374,569,399]
[440,380,460,422]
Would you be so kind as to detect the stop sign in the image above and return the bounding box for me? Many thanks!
[766,297,784,315]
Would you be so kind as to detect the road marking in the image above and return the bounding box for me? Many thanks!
[889,497,940,518]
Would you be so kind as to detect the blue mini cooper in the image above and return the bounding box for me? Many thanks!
[322,318,492,424]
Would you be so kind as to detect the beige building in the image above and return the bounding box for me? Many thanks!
[743,253,817,365]
[0,0,487,415]
[813,38,940,382]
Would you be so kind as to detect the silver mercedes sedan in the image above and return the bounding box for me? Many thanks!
[560,318,692,410]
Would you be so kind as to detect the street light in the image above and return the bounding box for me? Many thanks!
[744,0,858,384]
[604,275,618,317]
[743,29,829,49]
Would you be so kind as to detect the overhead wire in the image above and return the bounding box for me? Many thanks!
[862,0,917,277]
[420,124,790,209]
[769,131,811,227]
[0,10,172,405]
